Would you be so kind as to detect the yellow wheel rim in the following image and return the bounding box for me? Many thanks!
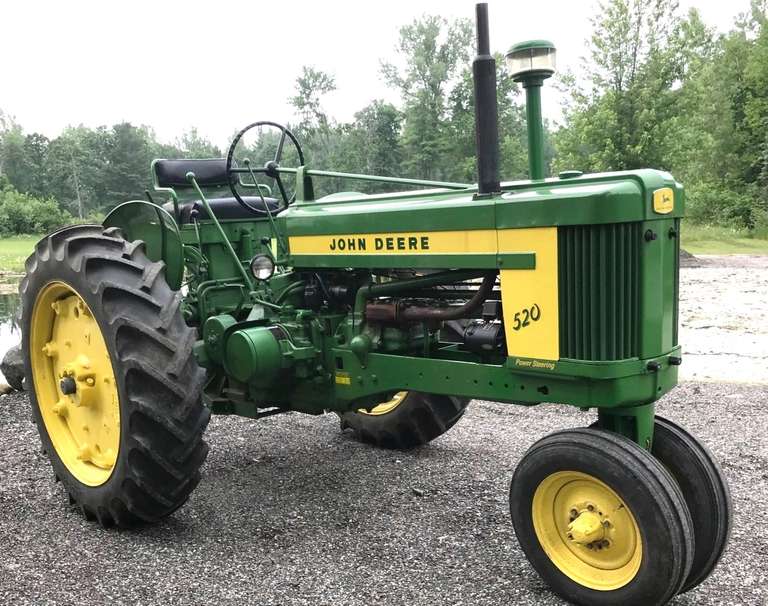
[30,282,120,487]
[358,391,408,416]
[532,471,642,591]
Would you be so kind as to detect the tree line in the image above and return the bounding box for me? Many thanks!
[1,0,766,237]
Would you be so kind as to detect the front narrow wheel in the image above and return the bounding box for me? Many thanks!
[509,428,694,606]
[651,417,732,593]
[21,225,210,527]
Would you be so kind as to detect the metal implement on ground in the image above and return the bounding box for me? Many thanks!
[19,5,731,605]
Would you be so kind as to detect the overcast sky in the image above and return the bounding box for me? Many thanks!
[0,0,749,149]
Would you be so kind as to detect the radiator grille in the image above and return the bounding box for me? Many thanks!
[558,223,640,360]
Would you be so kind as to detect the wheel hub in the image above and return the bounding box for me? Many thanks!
[532,471,642,591]
[567,509,605,545]
[30,282,120,486]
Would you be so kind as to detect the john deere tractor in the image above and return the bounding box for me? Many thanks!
[20,5,730,605]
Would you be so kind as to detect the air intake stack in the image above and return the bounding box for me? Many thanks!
[472,3,500,195]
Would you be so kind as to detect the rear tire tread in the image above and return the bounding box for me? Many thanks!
[22,224,209,528]
[341,392,469,450]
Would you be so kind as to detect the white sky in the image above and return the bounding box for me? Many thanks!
[0,0,749,150]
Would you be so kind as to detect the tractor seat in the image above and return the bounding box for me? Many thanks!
[163,196,282,224]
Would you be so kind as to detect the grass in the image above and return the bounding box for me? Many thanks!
[0,235,39,274]
[681,224,768,255]
[0,224,765,276]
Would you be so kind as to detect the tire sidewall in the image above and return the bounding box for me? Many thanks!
[651,417,732,592]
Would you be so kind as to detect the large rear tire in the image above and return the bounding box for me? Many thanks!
[21,224,209,527]
[340,391,469,449]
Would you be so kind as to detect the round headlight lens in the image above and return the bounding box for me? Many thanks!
[505,41,557,81]
[250,255,275,280]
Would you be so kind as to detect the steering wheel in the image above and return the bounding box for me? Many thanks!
[225,121,305,216]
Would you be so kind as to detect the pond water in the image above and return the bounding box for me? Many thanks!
[0,292,21,384]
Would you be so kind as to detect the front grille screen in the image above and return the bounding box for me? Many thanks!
[558,223,641,361]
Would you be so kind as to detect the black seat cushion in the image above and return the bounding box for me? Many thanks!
[163,196,282,223]
[155,158,231,188]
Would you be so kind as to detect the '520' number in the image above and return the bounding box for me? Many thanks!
[512,303,541,331]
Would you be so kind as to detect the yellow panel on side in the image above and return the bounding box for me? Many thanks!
[289,229,498,256]
[498,227,559,361]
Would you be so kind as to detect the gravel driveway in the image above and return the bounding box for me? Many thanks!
[679,255,768,383]
[1,253,766,605]
[1,381,766,606]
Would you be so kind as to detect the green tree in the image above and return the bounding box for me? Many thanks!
[555,0,684,172]
[291,67,336,131]
[447,56,530,182]
[381,15,473,180]
[21,133,51,197]
[288,66,345,194]
[348,100,402,180]
[0,179,71,236]
[102,122,156,208]
[0,113,28,188]
[177,128,222,158]
[45,126,107,218]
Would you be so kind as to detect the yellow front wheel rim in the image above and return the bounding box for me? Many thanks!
[30,282,120,486]
[532,471,642,591]
[358,391,408,416]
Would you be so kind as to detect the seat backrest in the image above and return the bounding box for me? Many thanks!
[153,158,230,188]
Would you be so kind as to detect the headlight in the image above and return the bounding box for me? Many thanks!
[250,255,275,280]
[505,40,557,81]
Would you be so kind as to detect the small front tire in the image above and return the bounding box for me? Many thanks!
[651,416,732,593]
[509,428,694,606]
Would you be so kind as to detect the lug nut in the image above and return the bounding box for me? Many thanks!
[76,444,92,461]
[52,398,69,417]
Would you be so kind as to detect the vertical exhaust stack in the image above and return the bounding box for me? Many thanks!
[473,3,500,195]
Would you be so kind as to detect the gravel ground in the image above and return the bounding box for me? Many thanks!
[679,255,768,383]
[1,382,766,606]
[1,253,765,604]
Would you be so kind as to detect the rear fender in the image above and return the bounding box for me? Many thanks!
[103,201,184,290]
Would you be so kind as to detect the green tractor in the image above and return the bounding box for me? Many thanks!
[20,4,730,605]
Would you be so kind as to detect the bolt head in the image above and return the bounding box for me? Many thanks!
[60,376,77,395]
